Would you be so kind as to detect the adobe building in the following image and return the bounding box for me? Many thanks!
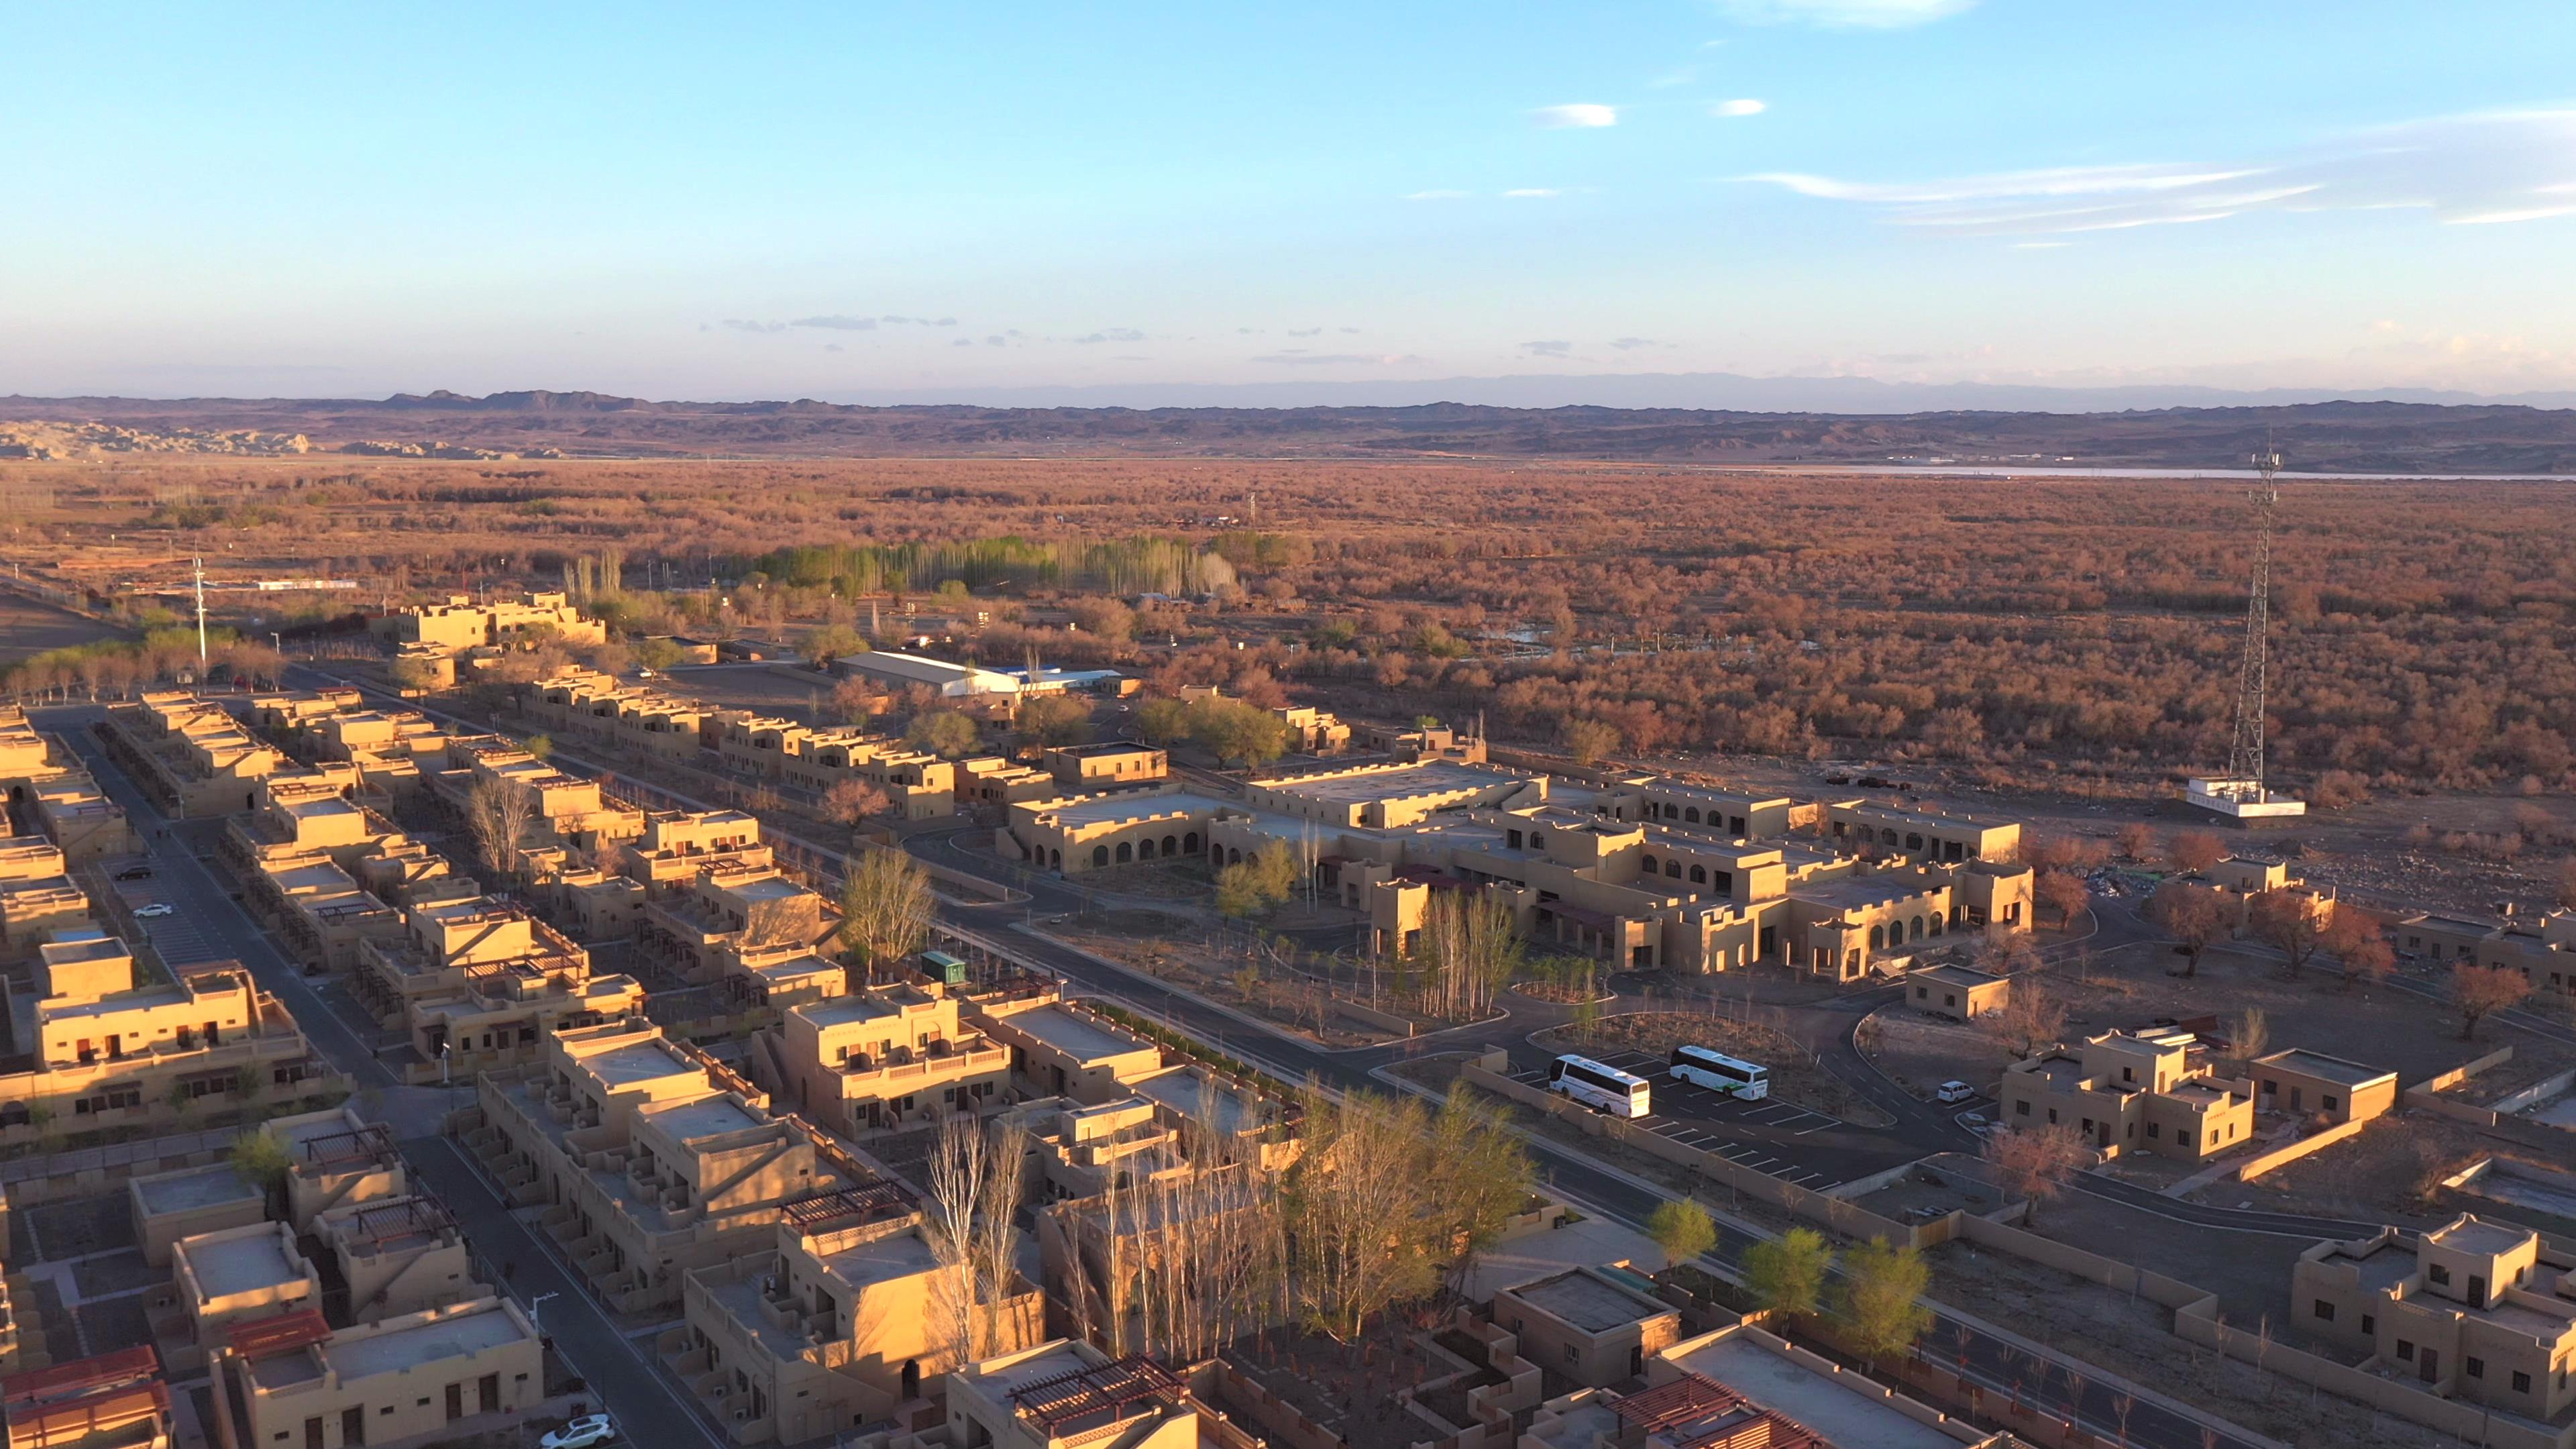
[961,757,1065,808]
[761,979,1012,1138]
[267,1108,408,1232]
[1908,963,2010,1022]
[663,1183,1041,1443]
[1611,1324,2002,1449]
[1617,778,1798,840]
[174,1220,322,1353]
[422,735,645,856]
[19,943,334,1126]
[973,999,1164,1104]
[1,1349,174,1449]
[218,1299,545,1449]
[945,1342,1208,1449]
[2295,1216,2576,1422]
[639,864,839,988]
[129,1161,267,1268]
[1492,1267,1682,1386]
[352,896,643,1081]
[616,809,773,897]
[1998,1030,2255,1160]
[468,1020,857,1311]
[1274,704,1352,755]
[1043,742,1167,792]
[372,590,604,655]
[0,839,91,963]
[313,1195,477,1325]
[101,692,284,818]
[2206,855,2338,930]
[2250,1049,2399,1126]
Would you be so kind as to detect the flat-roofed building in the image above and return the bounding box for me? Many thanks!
[767,981,1011,1138]
[353,897,642,1082]
[1998,1030,2254,1161]
[129,1162,266,1268]
[1822,801,2020,865]
[0,873,93,963]
[28,775,137,867]
[1275,705,1352,755]
[975,1000,1163,1104]
[1043,742,1167,791]
[945,1342,1205,1449]
[222,1298,544,1449]
[618,810,772,898]
[1618,779,1798,840]
[314,1195,475,1325]
[266,1108,407,1232]
[251,857,406,971]
[422,736,644,855]
[1000,1096,1185,1202]
[830,650,1025,700]
[374,590,604,655]
[1,1348,174,1449]
[2296,1216,2576,1424]
[3,947,333,1132]
[470,1021,852,1311]
[641,865,837,987]
[1635,1324,2001,1449]
[665,1185,1041,1443]
[963,757,1061,808]
[101,693,283,818]
[1247,759,1546,829]
[1494,1266,1682,1386]
[779,729,958,819]
[1003,789,1229,874]
[2251,1049,2399,1125]
[173,1220,320,1353]
[1908,963,2011,1022]
[0,835,63,884]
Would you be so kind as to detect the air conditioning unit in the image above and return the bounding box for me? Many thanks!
[733,1409,750,1422]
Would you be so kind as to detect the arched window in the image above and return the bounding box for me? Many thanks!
[1228,847,1243,865]
[1136,838,1155,859]
[1640,854,1658,874]
[1882,828,1899,847]
[1163,835,1178,857]
[1910,916,1925,941]
[1116,842,1133,863]
[1689,865,1707,883]
[1906,833,1925,853]
[1869,924,1886,950]
[1185,833,1201,853]
[1684,807,1702,824]
[1049,849,1062,870]
[1928,915,1943,935]
[1666,860,1682,879]
[1092,845,1109,868]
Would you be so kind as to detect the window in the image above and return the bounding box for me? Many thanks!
[1564,1346,1579,1366]
[2430,1265,2451,1286]
[2015,1100,2029,1117]
[2146,1122,2160,1139]
[2123,1067,2135,1083]
[2047,1108,2058,1124]
[2313,1300,2334,1322]
[2322,1095,2339,1112]
[2397,1341,2414,1361]
[2513,1371,2532,1394]
[2178,1130,2194,1147]
[2465,1357,2483,1379]
[2361,1315,2374,1335]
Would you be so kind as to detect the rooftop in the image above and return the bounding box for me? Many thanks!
[1665,1333,1955,1449]
[643,1093,766,1142]
[2325,1242,2418,1297]
[2254,1049,2395,1087]
[1915,963,2004,989]
[183,1230,303,1300]
[1035,791,1230,827]
[1262,760,1517,806]
[1791,877,1928,912]
[323,1301,529,1381]
[817,1227,943,1291]
[1004,1005,1154,1065]
[580,1037,702,1089]
[132,1163,259,1217]
[2427,1216,2534,1258]
[1511,1268,1670,1333]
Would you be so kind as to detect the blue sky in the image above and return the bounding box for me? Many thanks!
[7,0,2575,401]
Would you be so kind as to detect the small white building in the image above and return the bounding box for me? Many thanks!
[831,651,1024,699]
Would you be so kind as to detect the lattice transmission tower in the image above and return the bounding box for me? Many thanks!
[2224,444,2282,790]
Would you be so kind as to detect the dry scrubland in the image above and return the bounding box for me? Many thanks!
[5,457,2573,815]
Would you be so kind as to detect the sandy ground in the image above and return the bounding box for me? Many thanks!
[0,591,124,666]
[1859,1011,2019,1099]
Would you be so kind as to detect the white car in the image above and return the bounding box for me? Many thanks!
[542,1416,619,1449]
[1933,1080,1976,1105]
[133,903,176,919]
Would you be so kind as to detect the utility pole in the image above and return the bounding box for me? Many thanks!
[193,555,209,672]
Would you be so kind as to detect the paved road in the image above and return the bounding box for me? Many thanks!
[2069,1171,2385,1240]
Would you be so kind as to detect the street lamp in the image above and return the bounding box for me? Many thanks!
[528,1291,557,1335]
[439,1040,451,1088]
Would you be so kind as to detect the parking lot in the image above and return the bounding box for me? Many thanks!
[1509,1047,1876,1192]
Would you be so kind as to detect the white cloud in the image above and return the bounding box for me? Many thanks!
[2009,241,2070,250]
[1503,188,1562,199]
[1712,99,1767,117]
[1404,189,1470,201]
[1716,0,1976,28]
[1534,103,1617,129]
[1521,340,1573,358]
[1737,109,2576,235]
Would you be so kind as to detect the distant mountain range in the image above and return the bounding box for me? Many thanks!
[4,385,2575,472]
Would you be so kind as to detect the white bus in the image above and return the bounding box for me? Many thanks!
[1548,1055,1652,1118]
[1670,1044,1770,1100]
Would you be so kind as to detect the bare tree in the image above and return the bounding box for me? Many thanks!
[1984,1123,2087,1228]
[2453,963,2532,1040]
[839,847,934,982]
[2248,891,2326,978]
[1980,977,2066,1060]
[2035,869,2092,928]
[2169,830,2229,875]
[1417,888,1523,1020]
[465,777,534,886]
[2145,881,2231,979]
[2230,1006,2269,1067]
[922,1114,989,1366]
